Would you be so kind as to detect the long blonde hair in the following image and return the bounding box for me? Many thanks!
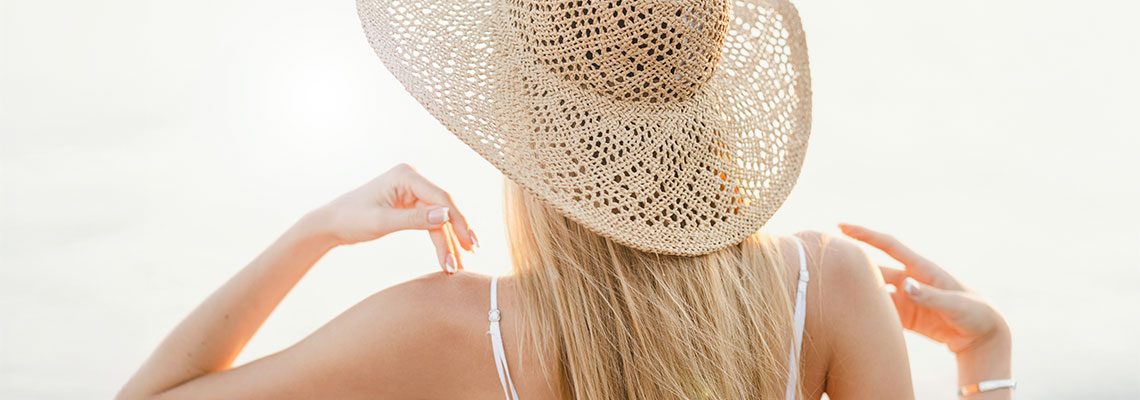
[504,180,798,399]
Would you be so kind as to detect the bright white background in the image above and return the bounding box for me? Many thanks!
[2,0,1137,398]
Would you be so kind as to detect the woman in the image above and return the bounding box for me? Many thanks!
[119,0,1013,398]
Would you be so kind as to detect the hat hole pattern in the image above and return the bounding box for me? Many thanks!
[526,0,730,104]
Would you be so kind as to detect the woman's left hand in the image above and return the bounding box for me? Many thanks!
[306,163,477,273]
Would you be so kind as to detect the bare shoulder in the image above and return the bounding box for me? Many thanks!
[783,230,885,291]
[354,271,488,338]
[779,230,895,338]
[776,231,912,398]
[316,271,500,398]
[775,231,887,326]
[359,269,495,351]
[368,270,492,317]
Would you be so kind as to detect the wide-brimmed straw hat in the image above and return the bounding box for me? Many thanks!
[357,0,811,256]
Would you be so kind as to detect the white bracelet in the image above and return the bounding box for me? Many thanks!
[958,379,1016,397]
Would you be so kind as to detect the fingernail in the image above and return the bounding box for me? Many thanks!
[444,254,456,274]
[469,229,480,251]
[904,277,921,297]
[428,207,450,225]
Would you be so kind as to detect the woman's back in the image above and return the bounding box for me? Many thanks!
[339,231,911,399]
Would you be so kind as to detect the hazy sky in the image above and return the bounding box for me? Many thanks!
[2,0,1138,399]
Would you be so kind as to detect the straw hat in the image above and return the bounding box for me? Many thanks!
[357,0,811,256]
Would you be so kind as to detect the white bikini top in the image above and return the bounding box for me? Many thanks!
[487,236,810,400]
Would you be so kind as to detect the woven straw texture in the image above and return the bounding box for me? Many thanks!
[358,0,811,256]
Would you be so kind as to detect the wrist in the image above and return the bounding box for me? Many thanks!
[956,321,1012,394]
[292,208,342,250]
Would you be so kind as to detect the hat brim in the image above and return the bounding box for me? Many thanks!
[358,0,811,256]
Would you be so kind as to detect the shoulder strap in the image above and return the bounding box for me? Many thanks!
[488,276,521,400]
[784,236,810,400]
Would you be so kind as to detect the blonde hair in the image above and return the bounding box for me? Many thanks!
[505,180,799,399]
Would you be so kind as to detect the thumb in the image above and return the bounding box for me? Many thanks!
[379,206,450,234]
[903,277,967,315]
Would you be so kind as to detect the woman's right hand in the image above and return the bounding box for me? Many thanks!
[838,223,1008,353]
[839,223,1012,398]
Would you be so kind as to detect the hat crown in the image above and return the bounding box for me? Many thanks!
[523,0,732,104]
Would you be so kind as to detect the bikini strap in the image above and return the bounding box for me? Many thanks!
[785,236,810,400]
[488,276,521,400]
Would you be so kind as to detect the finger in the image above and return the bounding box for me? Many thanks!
[902,277,968,315]
[838,223,932,268]
[429,228,457,274]
[879,282,922,332]
[878,265,907,286]
[403,171,476,250]
[843,224,970,292]
[378,206,450,235]
[888,289,919,330]
[446,208,475,252]
[444,222,464,271]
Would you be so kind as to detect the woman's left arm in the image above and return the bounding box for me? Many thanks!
[116,164,474,399]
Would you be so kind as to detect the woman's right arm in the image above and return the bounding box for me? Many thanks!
[795,232,916,400]
[840,224,1013,400]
